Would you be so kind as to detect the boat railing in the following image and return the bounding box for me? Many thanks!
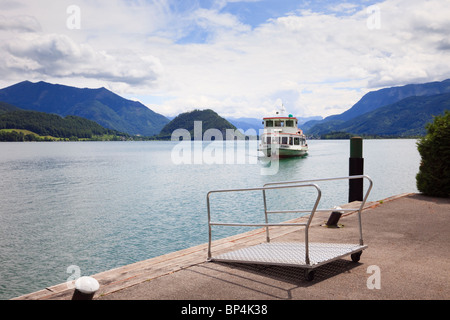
[206,175,373,265]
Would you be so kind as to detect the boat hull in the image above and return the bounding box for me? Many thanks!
[260,145,308,158]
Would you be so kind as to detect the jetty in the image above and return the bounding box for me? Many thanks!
[13,192,450,301]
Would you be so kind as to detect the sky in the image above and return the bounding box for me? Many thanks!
[1,0,450,119]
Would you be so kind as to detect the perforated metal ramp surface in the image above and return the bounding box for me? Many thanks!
[211,242,367,269]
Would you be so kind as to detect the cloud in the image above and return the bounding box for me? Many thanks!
[148,8,374,116]
[0,0,450,119]
[2,32,163,85]
[327,2,360,14]
[155,0,450,117]
[0,15,42,32]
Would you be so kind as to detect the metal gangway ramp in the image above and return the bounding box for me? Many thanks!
[206,175,373,281]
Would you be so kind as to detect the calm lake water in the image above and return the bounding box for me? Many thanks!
[0,139,420,299]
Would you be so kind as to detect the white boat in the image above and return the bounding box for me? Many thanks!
[259,107,308,158]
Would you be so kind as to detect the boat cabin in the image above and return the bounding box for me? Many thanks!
[263,118,297,129]
[262,115,307,147]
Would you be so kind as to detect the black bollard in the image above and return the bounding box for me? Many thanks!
[326,206,343,228]
[349,137,364,202]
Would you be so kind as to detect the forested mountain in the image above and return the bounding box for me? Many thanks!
[0,81,169,136]
[308,92,450,137]
[0,107,128,141]
[2,78,449,139]
[226,117,263,133]
[158,109,240,140]
[305,78,450,136]
[328,78,450,122]
[0,101,21,113]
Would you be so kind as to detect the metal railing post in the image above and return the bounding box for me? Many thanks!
[262,189,270,242]
[207,192,212,260]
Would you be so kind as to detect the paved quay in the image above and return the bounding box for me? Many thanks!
[14,193,450,300]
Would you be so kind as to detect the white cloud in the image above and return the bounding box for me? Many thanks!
[0,14,42,32]
[1,32,162,85]
[327,2,360,14]
[153,0,450,118]
[0,0,449,119]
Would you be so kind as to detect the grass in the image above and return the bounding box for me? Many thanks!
[1,129,128,142]
[1,129,63,141]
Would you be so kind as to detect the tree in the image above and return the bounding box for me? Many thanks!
[416,110,450,197]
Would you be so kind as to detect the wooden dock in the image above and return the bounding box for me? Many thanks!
[13,198,385,300]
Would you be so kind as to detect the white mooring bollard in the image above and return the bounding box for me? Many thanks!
[72,276,100,300]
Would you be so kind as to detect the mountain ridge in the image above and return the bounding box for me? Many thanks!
[159,109,240,140]
[328,78,450,122]
[2,78,449,139]
[0,106,130,141]
[308,92,450,137]
[304,78,450,135]
[0,80,169,136]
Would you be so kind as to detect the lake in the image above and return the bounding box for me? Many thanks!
[0,139,420,299]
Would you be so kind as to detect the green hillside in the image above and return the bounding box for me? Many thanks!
[0,108,130,141]
[0,101,21,114]
[0,81,169,136]
[309,92,450,137]
[304,78,450,134]
[158,109,240,140]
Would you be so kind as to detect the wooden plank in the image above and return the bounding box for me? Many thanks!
[13,199,383,300]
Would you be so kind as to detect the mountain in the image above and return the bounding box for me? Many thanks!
[0,81,169,136]
[0,107,128,141]
[297,115,324,125]
[226,117,263,133]
[328,78,450,122]
[309,92,450,137]
[305,78,450,134]
[0,101,21,114]
[159,109,239,140]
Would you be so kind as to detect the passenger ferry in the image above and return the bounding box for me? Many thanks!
[259,108,308,158]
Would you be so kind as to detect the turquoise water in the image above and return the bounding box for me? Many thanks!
[0,140,420,299]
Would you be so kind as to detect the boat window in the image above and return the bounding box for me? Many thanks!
[274,120,284,127]
[294,137,300,145]
[289,137,293,145]
[286,120,294,127]
[281,137,288,145]
[266,136,271,144]
[265,120,273,127]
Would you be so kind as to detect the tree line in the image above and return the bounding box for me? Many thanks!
[0,110,130,141]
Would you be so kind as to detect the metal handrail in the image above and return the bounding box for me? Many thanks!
[206,175,373,268]
[207,183,322,264]
[262,175,373,246]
